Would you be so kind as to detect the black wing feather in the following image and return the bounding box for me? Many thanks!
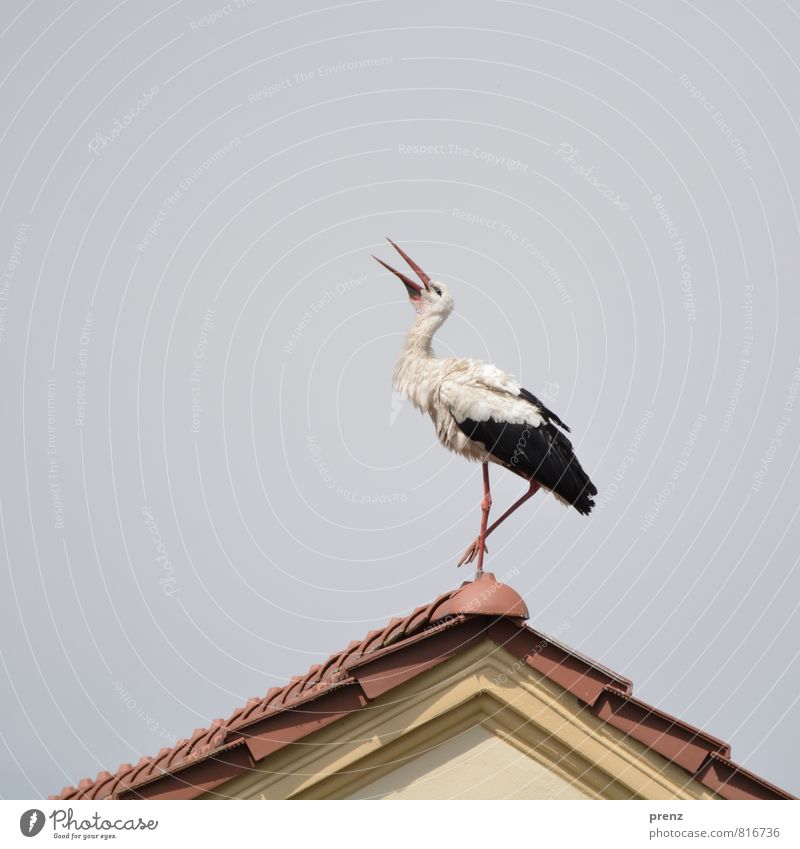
[456,416,597,515]
[519,387,571,432]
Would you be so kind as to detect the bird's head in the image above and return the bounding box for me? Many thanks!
[373,239,454,321]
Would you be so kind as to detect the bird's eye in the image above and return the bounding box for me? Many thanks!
[433,286,442,296]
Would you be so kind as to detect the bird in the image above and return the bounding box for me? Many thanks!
[374,238,597,575]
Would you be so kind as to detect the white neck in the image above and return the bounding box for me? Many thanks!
[402,311,444,359]
[393,311,446,410]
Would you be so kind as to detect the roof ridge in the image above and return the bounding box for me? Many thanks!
[51,574,794,801]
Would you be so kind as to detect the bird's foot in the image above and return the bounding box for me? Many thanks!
[458,537,487,568]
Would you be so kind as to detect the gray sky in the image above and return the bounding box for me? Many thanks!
[1,0,799,799]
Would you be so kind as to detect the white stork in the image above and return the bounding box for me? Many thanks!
[374,239,597,575]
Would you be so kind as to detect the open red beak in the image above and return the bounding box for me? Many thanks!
[373,238,431,300]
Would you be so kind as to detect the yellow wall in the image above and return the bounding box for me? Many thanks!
[347,724,589,799]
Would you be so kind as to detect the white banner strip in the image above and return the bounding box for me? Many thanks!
[1,799,798,847]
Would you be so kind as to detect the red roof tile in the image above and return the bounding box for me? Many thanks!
[51,573,794,801]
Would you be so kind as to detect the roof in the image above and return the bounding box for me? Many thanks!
[52,573,794,801]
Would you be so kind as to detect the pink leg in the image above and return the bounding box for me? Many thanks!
[459,480,540,568]
[475,463,492,577]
